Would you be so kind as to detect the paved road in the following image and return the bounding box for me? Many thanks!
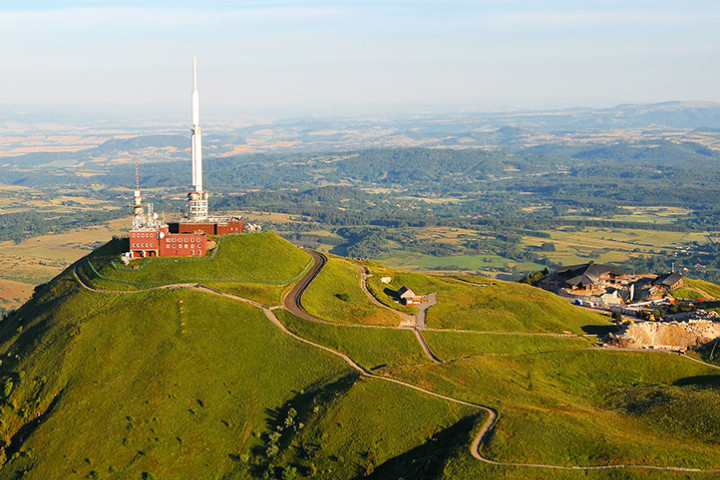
[347,260,414,327]
[283,249,328,322]
[74,256,720,474]
[415,293,436,330]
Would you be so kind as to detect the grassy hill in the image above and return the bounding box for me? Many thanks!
[0,235,719,479]
[674,277,720,301]
[0,239,472,479]
[302,257,401,325]
[364,262,610,333]
[78,232,311,304]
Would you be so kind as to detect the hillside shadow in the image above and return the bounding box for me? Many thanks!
[354,414,480,480]
[6,388,65,458]
[240,374,359,478]
[88,237,128,258]
[581,325,619,336]
[329,244,349,256]
[673,375,720,388]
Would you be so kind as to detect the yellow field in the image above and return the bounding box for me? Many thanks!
[0,278,35,310]
[522,227,712,266]
[0,218,129,306]
[415,226,479,244]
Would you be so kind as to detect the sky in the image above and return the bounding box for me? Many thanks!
[2,0,720,117]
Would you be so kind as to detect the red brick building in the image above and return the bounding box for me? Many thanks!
[129,225,207,258]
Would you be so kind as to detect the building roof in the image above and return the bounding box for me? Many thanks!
[396,286,416,299]
[558,262,625,287]
[177,215,244,225]
[564,275,596,288]
[653,272,684,287]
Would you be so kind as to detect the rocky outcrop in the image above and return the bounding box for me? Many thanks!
[606,311,720,351]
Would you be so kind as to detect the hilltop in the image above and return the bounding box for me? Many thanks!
[0,234,717,479]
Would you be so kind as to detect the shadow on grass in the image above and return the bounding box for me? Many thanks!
[329,244,349,257]
[673,375,720,388]
[88,237,129,258]
[232,374,360,479]
[581,324,619,336]
[6,388,65,458]
[382,287,398,299]
[356,414,481,480]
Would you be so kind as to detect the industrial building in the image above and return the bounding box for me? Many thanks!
[129,226,207,258]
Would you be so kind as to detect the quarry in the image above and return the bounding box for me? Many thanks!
[605,310,720,352]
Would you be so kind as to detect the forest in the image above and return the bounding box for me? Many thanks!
[3,140,720,281]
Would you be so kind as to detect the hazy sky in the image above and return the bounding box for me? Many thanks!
[2,1,720,116]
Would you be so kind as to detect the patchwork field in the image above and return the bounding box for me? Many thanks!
[0,217,128,307]
[522,227,714,266]
[380,249,546,279]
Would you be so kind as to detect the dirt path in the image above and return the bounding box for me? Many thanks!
[73,257,720,474]
[74,262,270,310]
[346,259,414,327]
[338,255,441,363]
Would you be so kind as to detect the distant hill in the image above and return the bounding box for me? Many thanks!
[96,135,188,152]
[7,135,189,168]
[461,101,720,132]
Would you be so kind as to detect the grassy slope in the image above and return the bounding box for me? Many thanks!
[0,244,474,479]
[390,338,720,471]
[2,234,720,479]
[677,277,720,300]
[302,258,401,325]
[366,263,611,334]
[0,273,352,479]
[429,280,611,333]
[276,309,428,370]
[89,231,311,286]
[263,377,475,479]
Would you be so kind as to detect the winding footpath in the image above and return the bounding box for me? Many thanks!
[73,258,720,474]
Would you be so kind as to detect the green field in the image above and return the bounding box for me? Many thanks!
[0,276,350,478]
[366,262,611,333]
[82,231,312,289]
[302,257,401,325]
[277,309,429,370]
[522,227,712,267]
[390,345,720,470]
[682,278,720,300]
[0,257,470,479]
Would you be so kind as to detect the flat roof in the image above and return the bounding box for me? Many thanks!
[176,215,244,224]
